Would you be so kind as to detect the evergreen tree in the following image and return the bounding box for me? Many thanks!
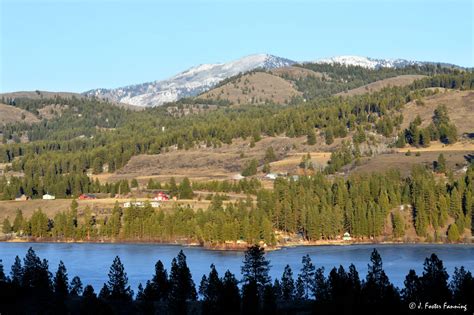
[98,283,110,299]
[299,254,316,299]
[53,261,69,298]
[450,266,474,306]
[168,250,197,314]
[70,276,83,296]
[307,129,317,145]
[242,280,259,315]
[280,264,295,300]
[200,264,222,315]
[420,253,451,303]
[447,224,460,242]
[2,217,12,234]
[401,269,421,303]
[435,153,447,173]
[220,270,240,315]
[13,209,24,233]
[144,260,169,301]
[22,247,52,292]
[10,256,23,286]
[241,245,271,288]
[242,159,258,177]
[107,256,132,301]
[362,249,399,307]
[179,177,194,199]
[168,177,179,198]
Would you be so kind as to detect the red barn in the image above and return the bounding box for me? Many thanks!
[79,194,97,200]
[154,192,170,201]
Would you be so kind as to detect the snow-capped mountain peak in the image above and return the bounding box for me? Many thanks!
[314,55,421,69]
[84,54,295,107]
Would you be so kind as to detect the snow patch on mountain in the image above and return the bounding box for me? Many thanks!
[84,54,295,107]
[314,55,421,69]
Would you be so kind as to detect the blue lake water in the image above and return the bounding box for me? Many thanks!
[0,243,472,292]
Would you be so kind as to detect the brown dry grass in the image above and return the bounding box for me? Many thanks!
[0,195,250,221]
[400,90,474,135]
[349,149,471,176]
[0,103,39,125]
[200,72,301,105]
[106,135,341,184]
[336,75,426,97]
[396,141,474,153]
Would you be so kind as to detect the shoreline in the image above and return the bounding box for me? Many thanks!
[2,237,472,251]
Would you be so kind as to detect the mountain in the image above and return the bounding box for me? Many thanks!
[313,55,422,69]
[84,54,295,107]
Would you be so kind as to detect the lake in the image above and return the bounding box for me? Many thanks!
[1,243,472,292]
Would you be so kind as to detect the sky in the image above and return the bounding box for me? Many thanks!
[0,0,472,93]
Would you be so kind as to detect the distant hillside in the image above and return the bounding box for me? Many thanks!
[199,71,301,105]
[269,66,323,80]
[336,75,427,97]
[0,103,39,125]
[400,89,474,135]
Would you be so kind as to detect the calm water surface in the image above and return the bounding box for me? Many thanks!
[1,243,472,291]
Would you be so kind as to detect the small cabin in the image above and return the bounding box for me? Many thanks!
[343,232,352,241]
[42,193,56,200]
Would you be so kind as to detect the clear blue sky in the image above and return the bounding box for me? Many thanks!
[1,0,472,93]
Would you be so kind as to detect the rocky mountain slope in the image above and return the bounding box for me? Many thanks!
[84,54,295,107]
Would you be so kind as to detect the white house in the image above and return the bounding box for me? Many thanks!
[265,173,278,180]
[42,193,56,200]
[343,232,352,241]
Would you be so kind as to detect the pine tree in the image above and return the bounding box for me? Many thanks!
[447,224,460,242]
[200,264,222,315]
[10,256,22,286]
[144,260,169,301]
[2,217,12,234]
[435,153,446,173]
[420,254,451,303]
[299,254,315,299]
[280,265,295,301]
[70,276,83,296]
[107,256,132,301]
[450,266,474,305]
[168,250,197,314]
[179,177,194,199]
[220,270,240,314]
[53,261,69,298]
[22,247,52,292]
[402,269,421,302]
[13,209,24,233]
[241,245,271,288]
[307,129,317,145]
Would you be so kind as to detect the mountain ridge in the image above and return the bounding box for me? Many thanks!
[84,54,462,107]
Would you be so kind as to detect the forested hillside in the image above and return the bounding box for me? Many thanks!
[0,65,473,245]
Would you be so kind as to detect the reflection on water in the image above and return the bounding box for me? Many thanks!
[0,243,472,291]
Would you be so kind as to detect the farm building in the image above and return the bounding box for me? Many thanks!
[79,194,97,200]
[42,193,56,200]
[154,192,170,201]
